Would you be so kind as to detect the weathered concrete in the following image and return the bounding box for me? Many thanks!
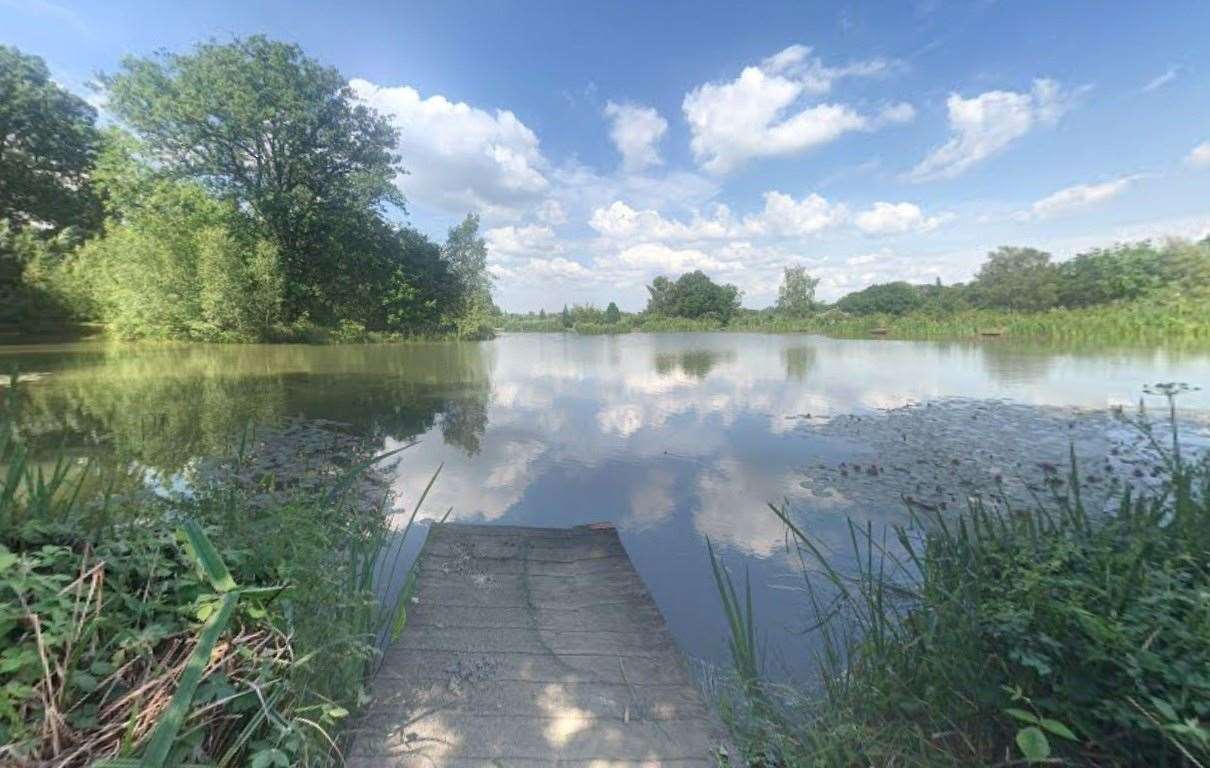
[349,523,726,767]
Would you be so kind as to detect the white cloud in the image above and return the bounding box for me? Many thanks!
[1186,141,1210,168]
[603,102,668,172]
[536,199,567,225]
[589,191,847,243]
[908,79,1075,181]
[682,45,909,174]
[1023,178,1134,220]
[611,243,726,273]
[485,224,559,262]
[744,191,847,237]
[350,79,549,218]
[854,201,952,235]
[1142,66,1179,93]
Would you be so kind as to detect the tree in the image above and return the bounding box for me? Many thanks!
[968,247,1059,311]
[443,213,494,336]
[1055,244,1163,308]
[775,265,820,316]
[644,271,741,322]
[836,281,924,315]
[105,36,404,318]
[604,301,622,324]
[0,45,102,233]
[561,304,572,328]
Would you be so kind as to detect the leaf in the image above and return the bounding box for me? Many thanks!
[1004,707,1039,725]
[0,545,17,572]
[1039,717,1078,741]
[1016,726,1051,762]
[178,520,236,593]
[324,705,349,719]
[251,748,289,768]
[1150,697,1180,722]
[139,590,238,768]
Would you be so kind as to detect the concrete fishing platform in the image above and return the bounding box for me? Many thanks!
[349,522,726,766]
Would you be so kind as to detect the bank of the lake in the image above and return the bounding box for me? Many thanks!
[501,293,1210,344]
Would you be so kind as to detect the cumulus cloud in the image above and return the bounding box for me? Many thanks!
[612,243,727,273]
[589,191,847,243]
[1022,178,1134,220]
[908,79,1075,181]
[350,78,549,218]
[746,191,848,237]
[854,201,952,235]
[682,45,910,174]
[1186,141,1210,168]
[603,101,668,172]
[485,224,559,261]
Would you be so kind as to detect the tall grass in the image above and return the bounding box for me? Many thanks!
[0,376,430,766]
[713,384,1210,766]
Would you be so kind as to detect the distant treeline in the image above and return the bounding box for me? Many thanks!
[0,39,495,341]
[501,239,1210,340]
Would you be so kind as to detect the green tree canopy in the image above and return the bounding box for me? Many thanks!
[775,265,820,316]
[836,281,924,315]
[968,247,1059,311]
[644,270,741,322]
[105,36,404,318]
[604,301,622,323]
[0,45,102,233]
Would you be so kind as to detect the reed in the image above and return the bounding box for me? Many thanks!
[711,384,1210,766]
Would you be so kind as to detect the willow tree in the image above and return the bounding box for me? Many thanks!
[105,36,404,319]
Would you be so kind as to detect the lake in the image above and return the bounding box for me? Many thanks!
[4,333,1210,679]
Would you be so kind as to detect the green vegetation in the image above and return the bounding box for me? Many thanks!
[0,378,431,766]
[1,39,494,341]
[500,238,1210,343]
[646,270,742,323]
[713,385,1210,766]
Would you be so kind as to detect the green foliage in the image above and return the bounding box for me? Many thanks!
[1056,243,1166,307]
[719,388,1210,766]
[0,37,496,341]
[967,246,1060,311]
[0,383,430,766]
[78,170,285,341]
[835,281,924,316]
[645,270,742,322]
[775,265,819,317]
[442,214,495,338]
[0,45,102,233]
[604,301,622,324]
[105,36,403,321]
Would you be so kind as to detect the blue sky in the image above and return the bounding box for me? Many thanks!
[4,0,1210,310]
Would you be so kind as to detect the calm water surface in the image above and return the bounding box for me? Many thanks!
[5,333,1210,678]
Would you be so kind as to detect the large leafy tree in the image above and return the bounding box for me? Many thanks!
[775,264,820,316]
[836,281,924,315]
[644,270,741,322]
[105,36,404,317]
[0,45,102,232]
[968,247,1059,311]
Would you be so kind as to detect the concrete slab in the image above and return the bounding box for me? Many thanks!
[352,523,726,766]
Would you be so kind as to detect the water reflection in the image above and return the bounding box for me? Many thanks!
[4,333,1210,678]
[782,345,816,382]
[6,342,494,467]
